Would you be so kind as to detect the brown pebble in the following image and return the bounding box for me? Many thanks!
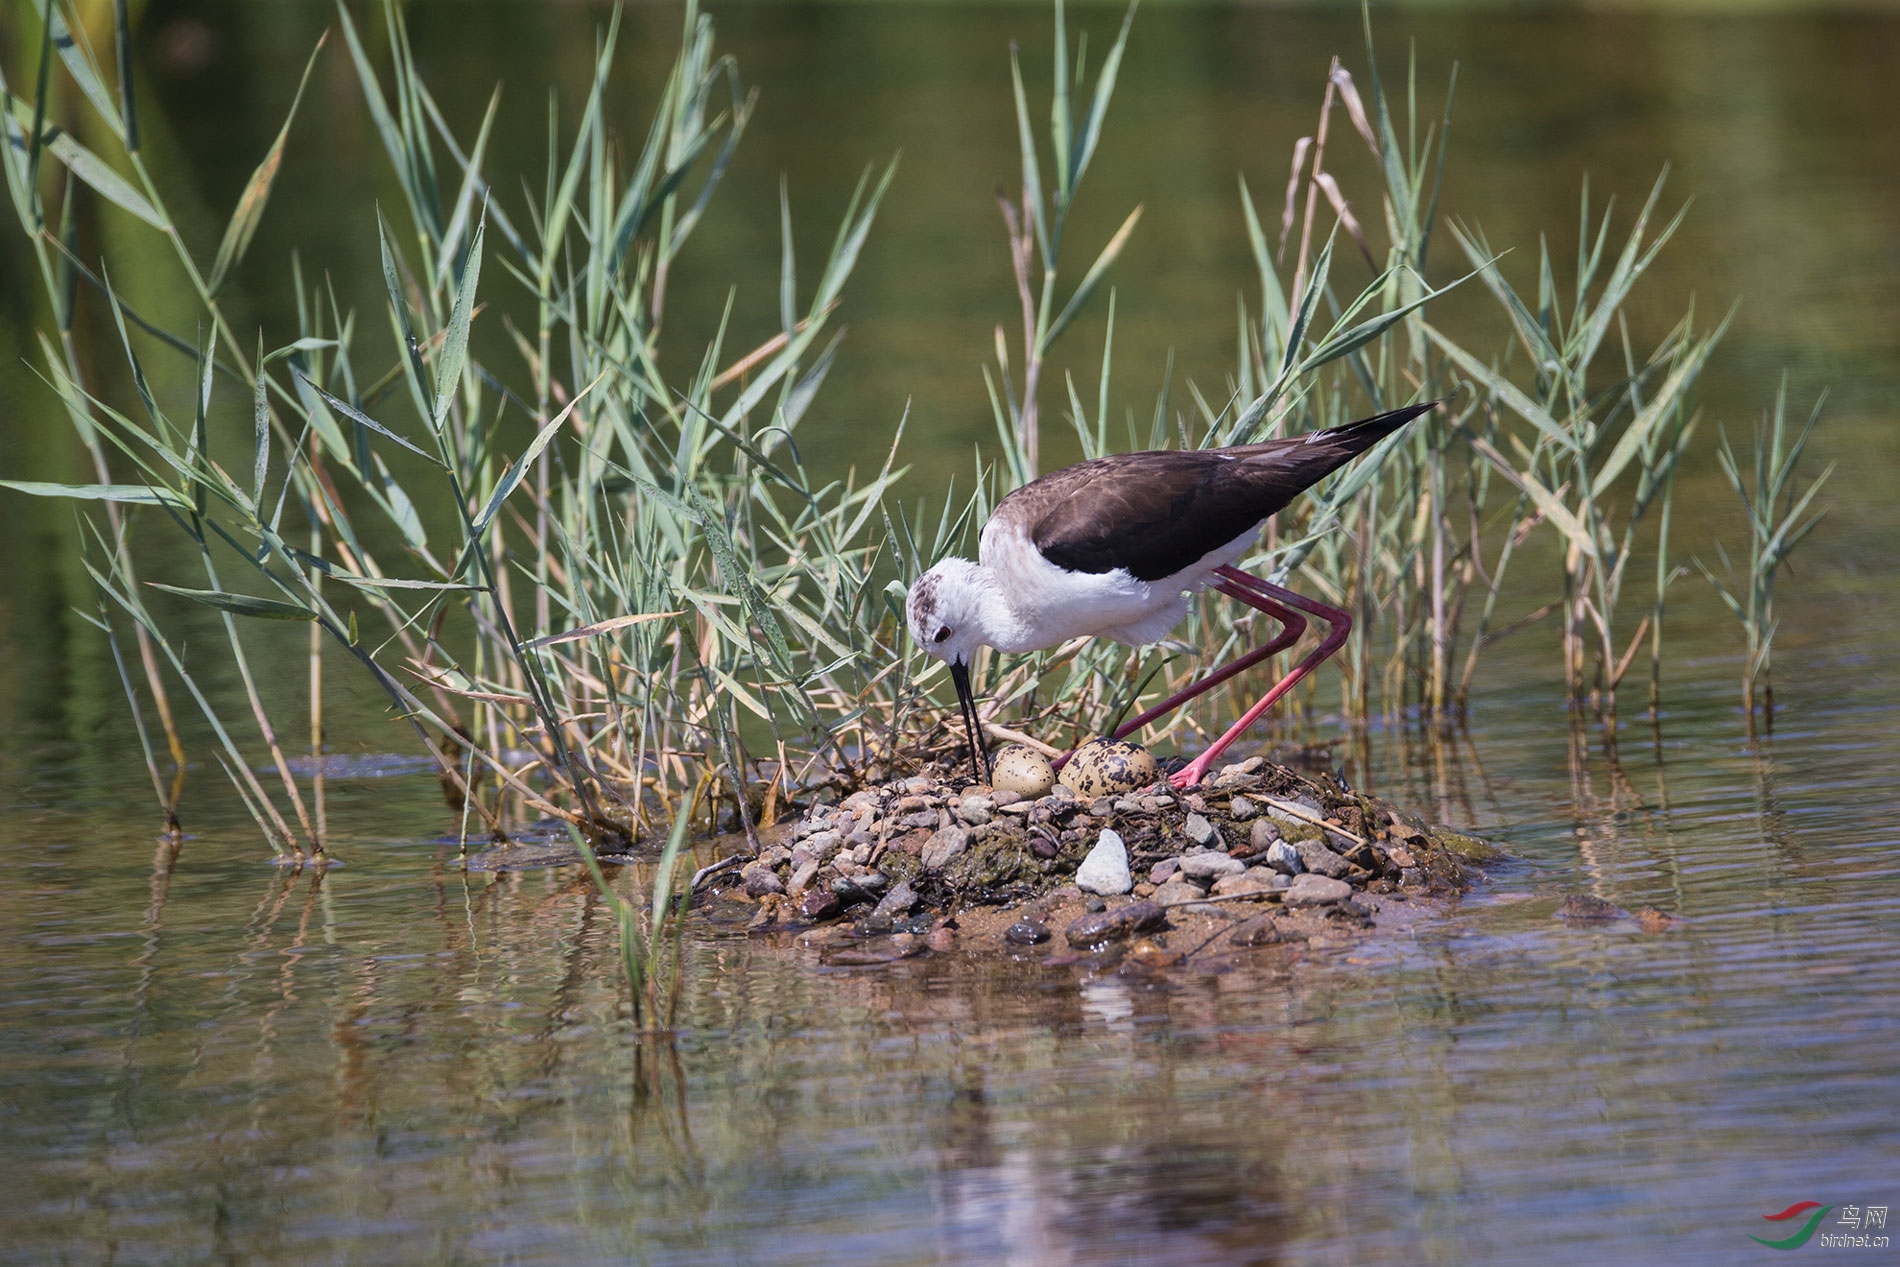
[1125,938,1182,968]
[1227,915,1284,947]
[798,888,843,921]
[1556,894,1627,922]
[1064,899,1167,948]
[1634,907,1682,934]
[927,927,958,952]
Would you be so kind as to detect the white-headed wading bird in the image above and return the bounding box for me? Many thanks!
[906,400,1443,788]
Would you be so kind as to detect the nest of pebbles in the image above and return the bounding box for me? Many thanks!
[727,755,1502,951]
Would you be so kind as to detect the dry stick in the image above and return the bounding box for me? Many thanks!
[997,189,1043,476]
[1289,66,1341,314]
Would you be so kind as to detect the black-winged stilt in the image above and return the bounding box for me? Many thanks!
[907,401,1442,788]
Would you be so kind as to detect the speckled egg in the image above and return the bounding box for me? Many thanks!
[1057,737,1158,799]
[990,744,1057,798]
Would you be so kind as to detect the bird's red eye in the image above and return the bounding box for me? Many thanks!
[934,626,952,643]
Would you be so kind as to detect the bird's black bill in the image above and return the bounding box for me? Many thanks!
[949,659,990,787]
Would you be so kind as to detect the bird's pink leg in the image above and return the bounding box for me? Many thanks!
[1167,565,1352,789]
[1052,580,1305,771]
[1108,585,1305,739]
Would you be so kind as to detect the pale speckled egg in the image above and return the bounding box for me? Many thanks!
[991,744,1057,798]
[1057,738,1158,799]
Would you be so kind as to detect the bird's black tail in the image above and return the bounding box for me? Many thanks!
[1301,399,1444,453]
[1229,399,1444,499]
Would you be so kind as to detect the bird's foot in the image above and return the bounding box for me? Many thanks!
[1168,757,1215,790]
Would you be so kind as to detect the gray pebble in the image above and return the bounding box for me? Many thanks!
[1148,857,1179,884]
[1178,852,1246,882]
[743,866,785,898]
[1183,813,1223,848]
[921,825,971,872]
[1152,878,1207,905]
[1263,840,1304,875]
[871,879,918,921]
[1284,873,1353,907]
[1075,829,1133,896]
[1228,795,1258,821]
[1005,918,1051,945]
[956,796,993,826]
[1250,818,1283,851]
[1210,869,1279,898]
[788,859,821,894]
[1294,839,1353,879]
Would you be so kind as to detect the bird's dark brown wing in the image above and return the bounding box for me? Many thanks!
[1009,402,1438,582]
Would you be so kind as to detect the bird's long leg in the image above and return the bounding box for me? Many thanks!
[1109,585,1305,739]
[1167,565,1352,789]
[1051,582,1305,771]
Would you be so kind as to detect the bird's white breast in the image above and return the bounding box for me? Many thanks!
[976,518,1259,650]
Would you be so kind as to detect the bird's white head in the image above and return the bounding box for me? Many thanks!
[906,557,992,671]
[907,557,993,784]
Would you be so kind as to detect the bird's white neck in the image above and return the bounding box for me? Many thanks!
[943,557,1045,654]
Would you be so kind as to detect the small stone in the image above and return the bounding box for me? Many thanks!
[921,825,971,872]
[1385,844,1417,869]
[1005,917,1051,945]
[805,829,844,861]
[1030,835,1060,860]
[1263,840,1303,875]
[1151,879,1206,905]
[1064,899,1167,947]
[991,789,1023,808]
[927,927,958,953]
[841,790,878,811]
[1250,818,1283,851]
[1635,907,1682,934]
[1182,813,1222,849]
[790,843,815,869]
[1178,852,1245,882]
[743,866,785,898]
[1294,839,1352,879]
[1114,796,1144,814]
[904,777,933,795]
[788,859,821,894]
[1211,871,1278,898]
[955,796,993,826]
[1148,857,1179,884]
[798,888,842,920]
[1089,796,1116,818]
[1124,938,1183,969]
[871,880,918,922]
[1132,881,1156,898]
[1075,829,1133,896]
[1084,895,1107,912]
[1557,894,1628,922]
[1284,874,1352,907]
[1229,795,1258,821]
[1227,915,1283,947]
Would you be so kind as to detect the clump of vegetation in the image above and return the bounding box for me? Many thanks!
[2,0,1828,906]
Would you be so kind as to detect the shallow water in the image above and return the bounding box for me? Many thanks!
[3,3,1899,1263]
